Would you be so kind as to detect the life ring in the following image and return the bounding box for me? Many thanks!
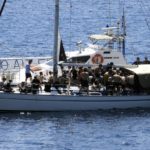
[91,53,104,64]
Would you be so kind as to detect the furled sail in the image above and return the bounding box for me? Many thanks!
[57,32,66,62]
[58,39,66,62]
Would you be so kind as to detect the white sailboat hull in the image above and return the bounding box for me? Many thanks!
[0,93,150,111]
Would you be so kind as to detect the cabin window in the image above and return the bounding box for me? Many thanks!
[66,56,90,63]
[103,51,110,54]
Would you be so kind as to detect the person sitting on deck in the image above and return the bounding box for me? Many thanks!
[0,82,3,91]
[3,80,13,93]
[44,73,53,92]
[44,81,52,92]
[91,79,101,92]
[38,72,45,84]
[0,76,7,91]
[18,82,27,93]
[31,76,41,94]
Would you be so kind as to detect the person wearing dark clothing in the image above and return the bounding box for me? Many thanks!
[44,82,51,92]
[143,57,150,64]
[3,80,13,93]
[133,57,142,65]
[18,82,27,93]
[53,78,62,94]
[31,76,40,94]
[0,77,7,91]
[25,60,33,82]
[71,66,78,80]
[133,74,141,94]
[79,68,89,94]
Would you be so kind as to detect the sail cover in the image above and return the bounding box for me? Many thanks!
[57,32,67,62]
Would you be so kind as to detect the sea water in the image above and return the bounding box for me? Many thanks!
[0,0,150,149]
[0,110,150,150]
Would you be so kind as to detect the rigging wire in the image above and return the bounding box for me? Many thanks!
[138,0,150,18]
[69,0,72,51]
[137,0,150,31]
[118,0,125,19]
[140,0,150,16]
[108,0,111,25]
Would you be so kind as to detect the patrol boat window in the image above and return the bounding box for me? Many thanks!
[66,56,90,63]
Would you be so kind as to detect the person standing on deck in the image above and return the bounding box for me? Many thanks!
[132,57,142,65]
[25,60,33,82]
[80,68,89,94]
[143,57,150,64]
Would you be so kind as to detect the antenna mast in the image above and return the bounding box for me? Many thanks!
[122,7,126,57]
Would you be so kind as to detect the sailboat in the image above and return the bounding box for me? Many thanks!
[0,0,150,111]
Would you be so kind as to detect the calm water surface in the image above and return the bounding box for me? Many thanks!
[0,0,150,149]
[0,110,150,150]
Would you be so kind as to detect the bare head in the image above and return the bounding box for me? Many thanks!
[137,57,140,61]
[2,76,6,82]
[40,72,43,75]
[29,59,32,64]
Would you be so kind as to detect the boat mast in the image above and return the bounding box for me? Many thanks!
[53,0,59,81]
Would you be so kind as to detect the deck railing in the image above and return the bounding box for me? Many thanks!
[0,69,21,83]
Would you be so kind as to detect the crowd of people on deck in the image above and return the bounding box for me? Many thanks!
[0,57,150,95]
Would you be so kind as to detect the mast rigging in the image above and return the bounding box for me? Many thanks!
[0,0,7,16]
